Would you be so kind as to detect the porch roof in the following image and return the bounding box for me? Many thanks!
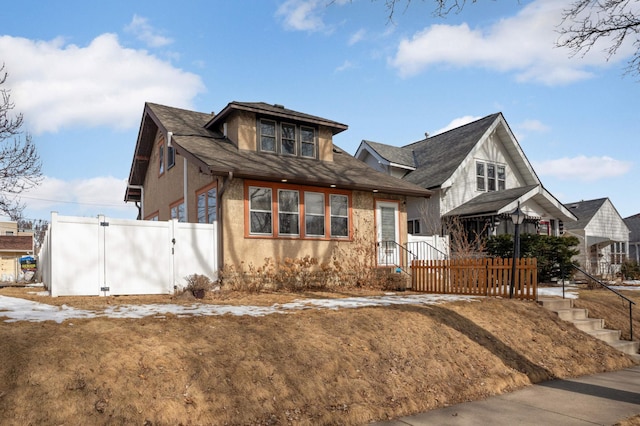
[444,186,539,217]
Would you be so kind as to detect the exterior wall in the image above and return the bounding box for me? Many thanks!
[0,222,17,235]
[583,200,629,243]
[227,111,257,151]
[318,127,333,162]
[407,194,442,236]
[142,129,215,221]
[442,132,525,215]
[220,178,406,269]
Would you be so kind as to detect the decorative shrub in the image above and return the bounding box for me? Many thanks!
[184,274,213,298]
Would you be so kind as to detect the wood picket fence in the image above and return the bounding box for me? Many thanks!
[411,257,537,300]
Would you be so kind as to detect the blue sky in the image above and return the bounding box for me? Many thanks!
[0,0,638,221]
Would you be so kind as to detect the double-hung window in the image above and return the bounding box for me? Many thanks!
[278,189,299,236]
[304,192,325,237]
[260,120,277,153]
[197,186,217,224]
[167,145,175,169]
[476,162,485,191]
[281,124,296,156]
[301,126,316,158]
[249,187,273,235]
[330,194,349,238]
[158,142,165,175]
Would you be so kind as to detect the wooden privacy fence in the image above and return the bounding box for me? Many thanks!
[411,257,537,300]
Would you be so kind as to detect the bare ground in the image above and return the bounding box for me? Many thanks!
[0,286,637,425]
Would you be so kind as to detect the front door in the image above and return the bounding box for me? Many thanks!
[376,201,399,266]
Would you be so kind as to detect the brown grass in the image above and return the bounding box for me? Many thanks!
[0,286,636,425]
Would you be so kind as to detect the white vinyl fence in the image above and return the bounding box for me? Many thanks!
[38,213,218,297]
[407,234,450,261]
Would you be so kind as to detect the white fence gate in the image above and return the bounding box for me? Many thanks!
[39,213,218,297]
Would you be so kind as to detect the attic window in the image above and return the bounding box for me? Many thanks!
[258,118,316,159]
[476,160,505,192]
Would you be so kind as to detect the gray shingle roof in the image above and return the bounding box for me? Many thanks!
[563,198,608,230]
[362,140,416,168]
[402,113,501,189]
[126,102,432,200]
[444,185,538,217]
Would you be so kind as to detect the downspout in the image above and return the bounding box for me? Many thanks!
[127,185,144,220]
[216,171,234,278]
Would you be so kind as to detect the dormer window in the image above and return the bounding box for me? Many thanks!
[260,120,276,152]
[258,118,316,158]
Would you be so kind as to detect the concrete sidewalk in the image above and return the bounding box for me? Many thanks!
[374,365,640,425]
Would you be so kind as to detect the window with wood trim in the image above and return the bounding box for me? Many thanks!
[167,145,175,169]
[197,185,217,224]
[330,194,349,238]
[257,119,316,158]
[158,142,165,175]
[170,200,186,222]
[278,189,299,235]
[246,181,350,239]
[249,187,273,235]
[304,192,325,237]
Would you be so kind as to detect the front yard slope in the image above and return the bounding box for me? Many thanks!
[0,296,635,425]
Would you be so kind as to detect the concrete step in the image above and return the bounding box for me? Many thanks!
[538,297,572,311]
[571,318,605,332]
[538,296,639,358]
[555,308,588,321]
[610,340,640,356]
[586,329,621,344]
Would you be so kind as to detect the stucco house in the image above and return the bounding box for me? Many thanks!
[624,213,640,264]
[355,113,576,240]
[124,102,431,275]
[562,198,630,277]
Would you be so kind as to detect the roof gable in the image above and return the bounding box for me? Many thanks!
[624,213,640,242]
[401,113,500,188]
[357,140,416,169]
[563,198,609,230]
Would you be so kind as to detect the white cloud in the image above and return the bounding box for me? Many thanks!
[349,29,366,45]
[124,14,172,47]
[0,34,205,134]
[389,0,635,85]
[432,115,481,136]
[534,156,632,181]
[21,175,138,218]
[518,119,550,133]
[335,60,354,72]
[276,0,325,32]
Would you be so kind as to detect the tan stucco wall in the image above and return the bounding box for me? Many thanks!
[143,130,216,221]
[227,111,257,151]
[220,179,407,269]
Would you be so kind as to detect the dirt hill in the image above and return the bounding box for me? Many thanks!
[0,287,637,425]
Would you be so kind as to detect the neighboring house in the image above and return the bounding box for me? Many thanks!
[124,102,431,273]
[624,213,640,264]
[563,198,630,277]
[0,221,34,281]
[355,113,576,240]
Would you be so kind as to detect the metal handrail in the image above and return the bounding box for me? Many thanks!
[406,240,449,260]
[566,264,635,341]
[378,240,417,275]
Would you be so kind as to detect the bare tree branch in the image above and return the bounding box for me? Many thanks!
[557,0,640,76]
[0,64,42,219]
